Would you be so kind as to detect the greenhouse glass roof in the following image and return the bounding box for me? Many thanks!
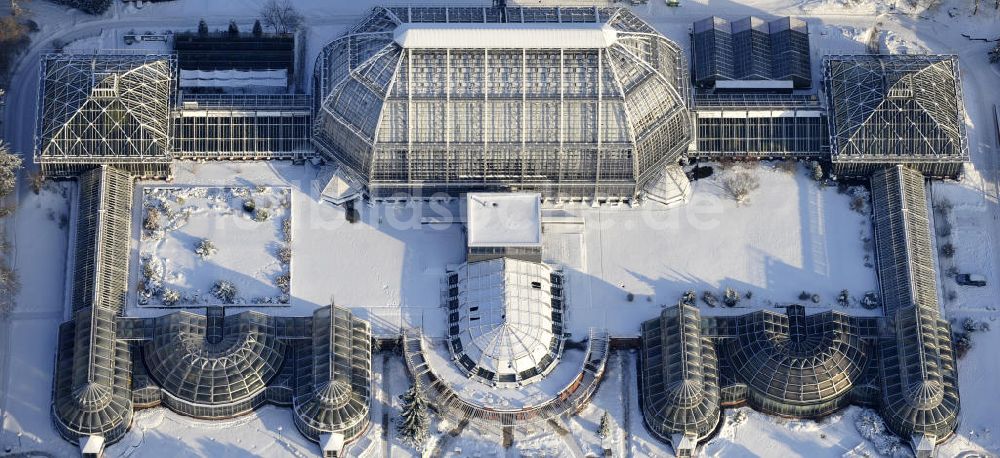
[446,258,563,386]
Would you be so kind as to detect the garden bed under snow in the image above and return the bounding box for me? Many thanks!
[137,186,292,307]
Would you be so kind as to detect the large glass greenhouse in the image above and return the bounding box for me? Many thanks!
[36,54,176,178]
[313,6,692,200]
[825,55,968,177]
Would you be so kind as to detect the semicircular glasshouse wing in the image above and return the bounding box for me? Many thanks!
[49,168,374,449]
[313,6,692,200]
[639,165,960,456]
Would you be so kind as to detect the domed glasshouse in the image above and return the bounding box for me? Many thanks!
[313,6,692,200]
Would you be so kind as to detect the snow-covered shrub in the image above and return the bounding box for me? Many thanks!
[811,294,820,304]
[777,160,798,174]
[254,208,270,222]
[162,289,181,306]
[855,410,905,457]
[282,218,292,243]
[275,273,290,294]
[680,290,696,306]
[702,291,719,307]
[729,409,748,427]
[861,291,879,309]
[721,170,760,204]
[0,141,23,199]
[723,287,740,307]
[953,332,972,358]
[850,195,866,214]
[597,411,613,439]
[838,289,850,307]
[142,258,161,283]
[991,42,1000,64]
[798,291,812,301]
[810,161,824,181]
[142,207,161,232]
[212,280,238,303]
[28,172,44,195]
[937,220,952,238]
[0,265,19,316]
[939,242,955,258]
[626,292,634,302]
[277,246,291,265]
[243,199,256,213]
[194,239,217,259]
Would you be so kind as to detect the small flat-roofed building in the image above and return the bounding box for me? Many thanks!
[465,193,542,263]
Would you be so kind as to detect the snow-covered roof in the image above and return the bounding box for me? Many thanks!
[179,69,287,88]
[79,435,105,454]
[466,193,542,248]
[714,80,794,90]
[447,258,563,386]
[393,22,619,49]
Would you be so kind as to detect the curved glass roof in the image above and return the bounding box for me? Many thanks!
[292,306,372,441]
[313,6,691,196]
[723,305,870,409]
[144,311,286,407]
[879,307,960,440]
[640,305,720,444]
[446,258,563,386]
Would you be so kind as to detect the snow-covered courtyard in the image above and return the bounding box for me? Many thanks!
[135,186,292,307]
[125,160,879,339]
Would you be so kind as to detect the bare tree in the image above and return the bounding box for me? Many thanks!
[721,169,760,204]
[260,0,303,34]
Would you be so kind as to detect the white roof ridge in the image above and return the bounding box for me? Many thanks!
[394,22,619,50]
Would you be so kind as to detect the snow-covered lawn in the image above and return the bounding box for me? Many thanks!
[560,162,879,336]
[106,406,317,457]
[134,161,877,339]
[136,186,291,307]
[125,162,466,335]
[0,183,76,457]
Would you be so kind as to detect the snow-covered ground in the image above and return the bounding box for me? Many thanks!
[136,186,291,307]
[0,183,76,457]
[562,162,879,336]
[128,160,877,340]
